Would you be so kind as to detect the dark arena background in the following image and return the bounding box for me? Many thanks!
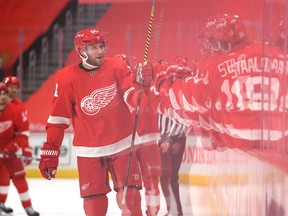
[0,0,287,215]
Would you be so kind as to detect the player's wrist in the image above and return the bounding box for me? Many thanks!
[40,142,60,158]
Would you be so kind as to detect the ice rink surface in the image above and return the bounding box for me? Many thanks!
[7,150,287,215]
[5,178,212,216]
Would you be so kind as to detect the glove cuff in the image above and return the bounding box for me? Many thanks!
[5,142,20,154]
[40,142,60,157]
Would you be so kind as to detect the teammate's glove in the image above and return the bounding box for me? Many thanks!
[166,65,193,82]
[154,65,193,93]
[22,146,33,166]
[134,61,154,87]
[3,142,20,155]
[38,142,60,180]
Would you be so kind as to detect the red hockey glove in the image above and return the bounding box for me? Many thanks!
[154,65,193,93]
[166,65,193,82]
[22,146,33,166]
[38,142,60,180]
[154,70,168,93]
[134,62,154,87]
[3,142,20,155]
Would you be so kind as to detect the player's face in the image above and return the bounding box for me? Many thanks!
[84,42,106,67]
[7,84,19,100]
[0,91,8,111]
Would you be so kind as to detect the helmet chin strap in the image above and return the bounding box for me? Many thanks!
[81,52,99,70]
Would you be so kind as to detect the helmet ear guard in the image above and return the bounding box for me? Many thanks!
[78,47,88,60]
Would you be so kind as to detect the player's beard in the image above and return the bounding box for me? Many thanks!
[9,91,18,100]
[87,56,104,67]
[82,53,105,70]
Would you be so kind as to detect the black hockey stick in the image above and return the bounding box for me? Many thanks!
[153,0,164,62]
[122,0,157,204]
[0,151,40,161]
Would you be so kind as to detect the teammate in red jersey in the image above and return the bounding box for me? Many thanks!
[3,76,33,163]
[115,54,162,216]
[132,61,162,216]
[154,13,288,152]
[0,82,39,216]
[38,27,149,216]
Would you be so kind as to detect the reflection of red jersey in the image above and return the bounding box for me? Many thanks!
[159,41,288,150]
[133,92,160,145]
[46,57,143,157]
[0,102,29,150]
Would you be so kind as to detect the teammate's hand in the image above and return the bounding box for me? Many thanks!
[22,146,33,166]
[3,142,19,155]
[134,61,154,87]
[38,142,60,180]
[154,64,193,93]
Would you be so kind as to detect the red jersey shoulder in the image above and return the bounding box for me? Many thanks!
[103,57,131,74]
[55,63,82,85]
[104,57,128,67]
[2,102,22,119]
[12,98,26,110]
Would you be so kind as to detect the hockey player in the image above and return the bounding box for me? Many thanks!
[3,76,33,165]
[0,82,39,216]
[38,27,151,216]
[154,13,288,152]
[133,62,162,216]
[4,76,23,104]
[114,54,162,216]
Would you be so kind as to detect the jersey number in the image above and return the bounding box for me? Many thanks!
[221,76,286,111]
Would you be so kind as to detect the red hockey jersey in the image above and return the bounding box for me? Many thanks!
[46,57,144,157]
[11,97,29,126]
[132,91,161,145]
[0,102,29,150]
[158,41,288,151]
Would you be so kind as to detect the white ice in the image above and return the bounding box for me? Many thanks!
[5,178,210,215]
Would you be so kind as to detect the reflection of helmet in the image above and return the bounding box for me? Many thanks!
[153,59,169,76]
[114,53,130,66]
[74,27,106,54]
[199,13,247,54]
[3,76,20,87]
[276,20,287,51]
[0,82,8,93]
